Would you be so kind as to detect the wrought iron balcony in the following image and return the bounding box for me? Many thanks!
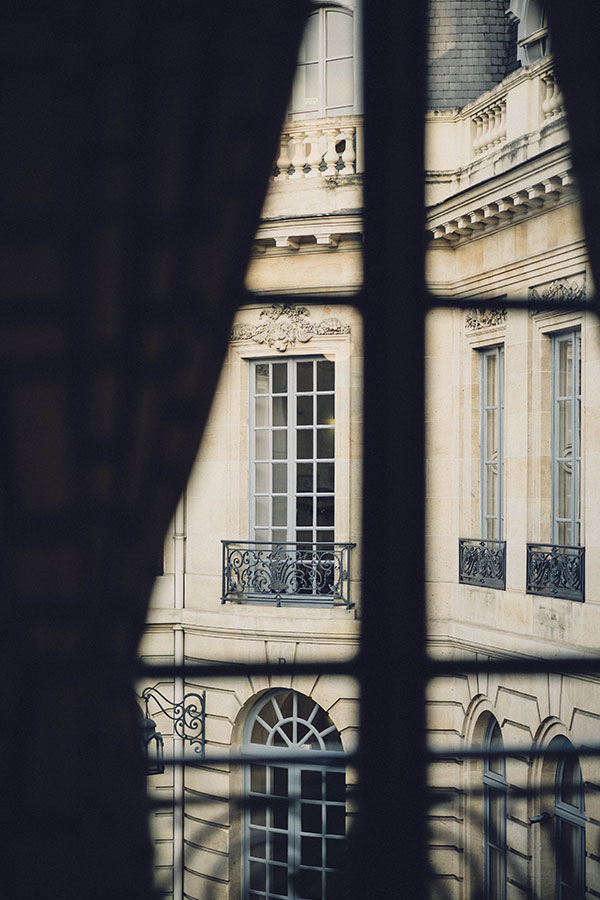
[526,543,585,602]
[221,540,355,607]
[458,538,506,590]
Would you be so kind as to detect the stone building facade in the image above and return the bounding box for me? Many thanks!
[138,1,600,898]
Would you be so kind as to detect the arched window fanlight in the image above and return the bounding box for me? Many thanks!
[482,718,507,900]
[243,690,346,900]
[290,5,355,119]
[508,0,551,66]
[554,741,586,900]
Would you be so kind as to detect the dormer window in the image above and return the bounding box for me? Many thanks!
[508,0,551,66]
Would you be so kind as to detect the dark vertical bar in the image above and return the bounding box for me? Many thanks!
[357,1,428,898]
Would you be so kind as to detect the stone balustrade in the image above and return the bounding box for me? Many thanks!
[472,97,507,156]
[540,68,565,120]
[273,116,361,179]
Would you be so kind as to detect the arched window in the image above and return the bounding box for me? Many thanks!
[482,718,507,900]
[554,741,586,900]
[508,1,551,66]
[290,5,356,119]
[243,690,346,900]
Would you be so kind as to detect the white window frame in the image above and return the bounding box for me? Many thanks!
[242,690,346,900]
[480,346,504,541]
[554,742,586,900]
[289,4,359,119]
[551,330,581,546]
[249,357,335,546]
[482,718,507,900]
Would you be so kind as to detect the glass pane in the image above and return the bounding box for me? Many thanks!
[299,11,319,62]
[486,466,497,518]
[297,395,313,425]
[317,360,334,391]
[488,789,504,845]
[255,463,269,494]
[259,700,279,729]
[297,462,313,493]
[272,496,287,528]
[250,830,266,859]
[488,847,504,900]
[297,497,313,527]
[326,9,353,57]
[561,755,583,807]
[558,400,573,458]
[559,820,580,888]
[317,462,334,492]
[255,396,269,427]
[271,832,288,863]
[255,430,269,461]
[317,496,334,527]
[292,64,319,114]
[272,529,287,543]
[272,798,288,831]
[273,463,287,494]
[273,430,288,460]
[255,364,269,394]
[317,428,334,459]
[297,429,314,460]
[317,395,334,426]
[558,338,573,397]
[301,836,322,867]
[317,529,333,544]
[325,805,345,836]
[273,396,288,427]
[250,804,266,826]
[302,770,322,800]
[272,766,288,797]
[301,803,322,834]
[485,353,497,406]
[326,771,345,802]
[326,57,353,109]
[326,837,344,869]
[296,530,313,543]
[250,861,266,891]
[297,869,321,900]
[486,409,498,458]
[297,361,313,392]
[270,864,288,897]
[488,722,505,776]
[255,496,269,527]
[558,462,572,519]
[272,363,288,394]
[251,765,267,794]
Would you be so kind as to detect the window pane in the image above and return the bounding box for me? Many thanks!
[326,57,353,109]
[273,396,288,427]
[255,395,269,427]
[255,364,269,394]
[297,395,313,425]
[272,496,287,528]
[271,832,288,863]
[317,428,334,459]
[297,462,313,493]
[301,803,322,834]
[255,496,269,527]
[273,463,287,494]
[255,463,269,493]
[297,429,314,459]
[302,770,322,800]
[272,766,288,797]
[250,861,266,891]
[251,764,266,794]
[272,363,288,394]
[317,360,334,391]
[317,496,334,527]
[297,361,313,392]
[301,836,322,868]
[299,11,319,62]
[559,338,573,397]
[255,430,269,461]
[250,830,266,859]
[317,462,334,492]
[296,496,313,527]
[485,353,497,406]
[326,771,345,803]
[270,864,288,897]
[325,805,345,836]
[326,10,353,57]
[317,395,334,425]
[273,430,287,460]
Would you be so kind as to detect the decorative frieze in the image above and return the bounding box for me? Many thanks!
[528,275,587,306]
[231,304,351,352]
[465,308,507,331]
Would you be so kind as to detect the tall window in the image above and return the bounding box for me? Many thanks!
[554,741,586,900]
[243,690,346,900]
[483,718,507,900]
[250,358,335,545]
[552,331,581,545]
[290,6,355,119]
[481,347,504,540]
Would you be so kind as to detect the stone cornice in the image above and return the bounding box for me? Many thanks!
[426,154,575,247]
[254,212,363,252]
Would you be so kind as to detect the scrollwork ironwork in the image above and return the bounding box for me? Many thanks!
[222,540,355,607]
[459,538,506,589]
[141,686,206,755]
[526,543,585,602]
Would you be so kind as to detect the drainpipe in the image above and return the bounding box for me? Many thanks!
[173,498,186,900]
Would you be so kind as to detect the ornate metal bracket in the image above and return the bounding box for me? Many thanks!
[141,685,207,756]
[526,543,585,602]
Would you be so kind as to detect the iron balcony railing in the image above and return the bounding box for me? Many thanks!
[459,538,507,590]
[526,543,585,602]
[221,540,356,607]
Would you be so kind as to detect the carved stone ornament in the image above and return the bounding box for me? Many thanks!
[465,308,507,331]
[231,304,351,352]
[528,275,587,307]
